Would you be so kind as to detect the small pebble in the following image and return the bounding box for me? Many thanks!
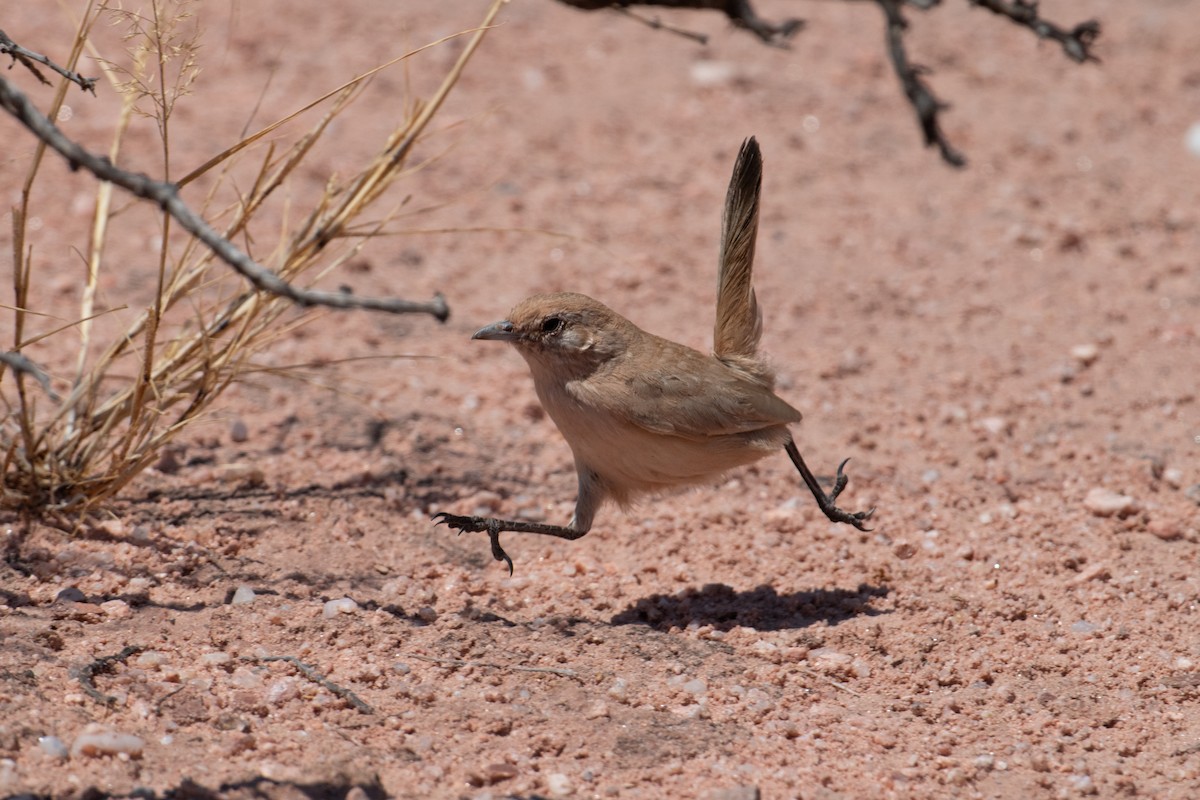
[703,788,761,800]
[1163,468,1184,489]
[545,773,573,798]
[690,60,736,88]
[416,606,438,623]
[584,701,610,720]
[1068,563,1110,585]
[100,599,131,619]
[155,448,181,474]
[871,730,899,749]
[1070,343,1099,366]
[213,462,265,485]
[1068,773,1096,794]
[484,763,518,785]
[1148,519,1183,541]
[231,586,257,606]
[1070,620,1099,635]
[37,735,69,759]
[266,678,299,705]
[808,648,853,672]
[1083,487,1136,517]
[55,587,87,604]
[979,416,1010,436]
[230,667,263,689]
[135,651,167,667]
[1185,121,1200,158]
[70,726,145,759]
[229,419,249,442]
[323,597,358,618]
[200,652,231,665]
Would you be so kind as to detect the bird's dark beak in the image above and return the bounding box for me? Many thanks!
[472,320,518,342]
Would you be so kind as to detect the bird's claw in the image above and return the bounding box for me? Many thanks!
[431,511,486,533]
[828,504,876,532]
[432,512,514,575]
[829,457,852,503]
[488,528,514,576]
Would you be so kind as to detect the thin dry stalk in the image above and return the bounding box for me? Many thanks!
[1,0,506,517]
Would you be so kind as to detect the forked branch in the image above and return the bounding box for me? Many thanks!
[968,0,1100,63]
[879,0,965,167]
[0,74,448,320]
[0,27,98,93]
[555,0,1100,167]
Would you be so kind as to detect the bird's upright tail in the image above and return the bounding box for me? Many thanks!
[714,136,765,368]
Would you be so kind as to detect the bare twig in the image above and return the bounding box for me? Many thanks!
[78,645,144,706]
[556,0,802,46]
[878,0,965,167]
[0,75,449,320]
[407,653,581,678]
[0,28,98,93]
[154,683,187,714]
[801,666,863,696]
[244,655,374,714]
[0,351,60,401]
[969,0,1100,63]
[613,6,709,45]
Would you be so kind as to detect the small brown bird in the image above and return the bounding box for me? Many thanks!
[434,137,873,572]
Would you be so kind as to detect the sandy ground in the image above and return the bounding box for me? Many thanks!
[2,1,1199,798]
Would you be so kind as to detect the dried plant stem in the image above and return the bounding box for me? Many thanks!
[0,76,452,320]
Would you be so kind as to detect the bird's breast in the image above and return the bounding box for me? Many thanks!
[530,370,787,501]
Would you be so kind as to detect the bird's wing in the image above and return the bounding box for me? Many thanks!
[576,357,801,440]
[713,137,764,361]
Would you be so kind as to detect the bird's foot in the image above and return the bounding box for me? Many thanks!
[818,459,875,531]
[431,512,514,575]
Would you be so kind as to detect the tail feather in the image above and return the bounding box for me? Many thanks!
[714,137,764,362]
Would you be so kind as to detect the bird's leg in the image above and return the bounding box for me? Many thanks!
[431,514,589,575]
[435,464,604,574]
[784,438,875,531]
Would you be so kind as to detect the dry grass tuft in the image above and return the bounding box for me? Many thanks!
[1,0,504,521]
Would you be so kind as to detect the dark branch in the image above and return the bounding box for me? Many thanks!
[878,0,966,167]
[0,28,97,94]
[0,75,450,321]
[555,0,1100,167]
[613,6,710,45]
[969,0,1100,63]
[556,1,803,46]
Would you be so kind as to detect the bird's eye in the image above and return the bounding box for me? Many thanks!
[541,317,565,334]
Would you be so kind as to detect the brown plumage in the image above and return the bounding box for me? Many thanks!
[434,138,873,572]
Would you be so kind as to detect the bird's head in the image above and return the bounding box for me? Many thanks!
[472,292,632,377]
